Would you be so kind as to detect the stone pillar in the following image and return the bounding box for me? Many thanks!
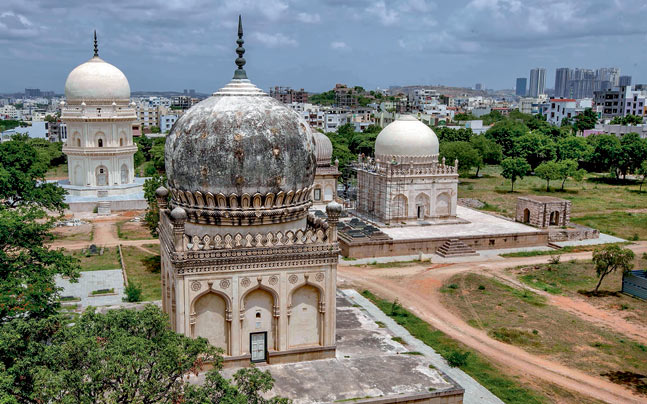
[155,186,169,210]
[326,201,342,242]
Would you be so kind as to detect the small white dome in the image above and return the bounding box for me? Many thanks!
[313,130,333,166]
[374,115,439,157]
[64,56,130,101]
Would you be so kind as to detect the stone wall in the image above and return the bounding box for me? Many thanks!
[340,230,549,259]
[548,224,599,242]
[515,197,571,228]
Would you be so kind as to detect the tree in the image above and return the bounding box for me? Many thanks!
[591,245,634,292]
[556,136,592,162]
[439,141,481,175]
[501,157,530,192]
[573,108,597,132]
[150,125,161,134]
[586,134,621,174]
[435,127,472,143]
[618,132,647,179]
[485,120,529,157]
[0,135,67,211]
[557,159,586,190]
[453,112,477,122]
[534,161,561,191]
[512,132,556,170]
[150,141,166,172]
[143,174,167,237]
[610,115,643,125]
[470,135,502,176]
[638,160,647,192]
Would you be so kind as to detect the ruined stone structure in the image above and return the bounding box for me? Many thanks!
[157,20,339,366]
[312,130,340,205]
[515,196,571,227]
[355,115,458,223]
[60,32,145,212]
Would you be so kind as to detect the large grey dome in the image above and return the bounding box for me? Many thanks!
[165,79,316,198]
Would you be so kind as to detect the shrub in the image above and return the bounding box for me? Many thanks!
[548,254,561,265]
[125,282,143,302]
[448,283,459,289]
[446,350,471,367]
[478,285,485,290]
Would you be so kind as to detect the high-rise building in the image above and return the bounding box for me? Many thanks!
[554,68,570,98]
[515,78,527,96]
[475,83,482,91]
[25,88,41,97]
[528,68,546,97]
[619,76,632,87]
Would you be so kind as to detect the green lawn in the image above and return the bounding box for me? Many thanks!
[67,247,121,271]
[440,273,647,395]
[116,220,156,240]
[121,244,161,301]
[45,163,67,179]
[458,166,647,233]
[571,212,647,240]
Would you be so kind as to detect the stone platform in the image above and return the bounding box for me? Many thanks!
[57,177,148,212]
[208,294,464,403]
[340,206,548,259]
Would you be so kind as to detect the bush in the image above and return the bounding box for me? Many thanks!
[125,282,143,302]
[447,350,471,367]
[548,254,561,265]
[448,283,459,289]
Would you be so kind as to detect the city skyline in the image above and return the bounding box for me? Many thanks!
[1,0,647,93]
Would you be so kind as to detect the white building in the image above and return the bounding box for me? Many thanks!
[60,34,145,212]
[543,98,593,126]
[159,114,178,133]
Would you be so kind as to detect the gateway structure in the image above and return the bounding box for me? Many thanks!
[60,33,145,212]
[355,115,458,224]
[157,19,340,366]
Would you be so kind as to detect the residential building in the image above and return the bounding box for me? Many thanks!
[543,98,593,126]
[528,68,546,97]
[0,105,19,119]
[554,68,570,98]
[594,86,647,118]
[515,78,527,96]
[269,86,309,104]
[518,97,541,115]
[333,84,357,107]
[159,114,178,133]
[46,120,67,142]
[619,76,632,87]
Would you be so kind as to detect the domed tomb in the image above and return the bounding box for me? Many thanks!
[374,115,439,159]
[314,130,333,167]
[165,25,316,226]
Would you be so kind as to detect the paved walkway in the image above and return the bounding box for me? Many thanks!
[56,269,125,308]
[340,289,503,404]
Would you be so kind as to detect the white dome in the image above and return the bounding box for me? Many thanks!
[314,130,333,166]
[374,115,439,157]
[64,56,130,101]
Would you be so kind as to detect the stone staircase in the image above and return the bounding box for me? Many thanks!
[436,238,478,258]
[97,201,111,216]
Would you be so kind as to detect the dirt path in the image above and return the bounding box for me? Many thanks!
[338,243,647,404]
[49,219,160,251]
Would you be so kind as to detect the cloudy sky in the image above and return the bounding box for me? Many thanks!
[1,0,646,93]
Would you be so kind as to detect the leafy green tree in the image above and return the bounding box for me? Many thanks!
[135,135,153,160]
[534,161,561,191]
[618,132,647,179]
[150,141,166,172]
[586,134,622,174]
[556,136,592,162]
[512,132,556,170]
[470,135,502,176]
[592,245,634,292]
[557,159,586,190]
[28,138,65,167]
[638,160,647,192]
[0,135,67,211]
[610,115,643,125]
[439,141,481,175]
[453,113,477,122]
[143,174,167,237]
[573,108,597,132]
[44,115,57,123]
[480,110,505,125]
[150,125,161,134]
[501,157,531,192]
[435,127,473,143]
[485,120,529,157]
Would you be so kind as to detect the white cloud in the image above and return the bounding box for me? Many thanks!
[367,1,398,26]
[296,12,320,23]
[330,41,350,51]
[251,32,298,48]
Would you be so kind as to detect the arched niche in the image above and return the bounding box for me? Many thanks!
[95,165,109,186]
[191,291,230,354]
[288,284,322,348]
[436,192,450,217]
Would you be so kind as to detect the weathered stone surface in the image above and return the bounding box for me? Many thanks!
[165,80,316,197]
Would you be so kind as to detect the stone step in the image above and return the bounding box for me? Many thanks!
[97,201,111,216]
[436,238,478,257]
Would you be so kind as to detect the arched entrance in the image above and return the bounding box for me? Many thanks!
[523,208,530,223]
[120,164,129,184]
[550,211,560,226]
[193,292,229,353]
[95,165,108,186]
[415,193,430,220]
[289,285,321,348]
[391,194,408,219]
[242,288,277,357]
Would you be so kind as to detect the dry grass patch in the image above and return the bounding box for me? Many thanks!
[121,244,161,301]
[67,246,120,271]
[440,273,647,395]
[52,223,93,242]
[116,220,156,240]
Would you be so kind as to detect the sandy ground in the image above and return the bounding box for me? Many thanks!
[338,242,647,404]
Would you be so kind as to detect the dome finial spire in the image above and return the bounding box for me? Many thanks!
[93,30,98,57]
[233,15,247,79]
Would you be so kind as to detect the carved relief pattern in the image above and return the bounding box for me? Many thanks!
[240,277,251,288]
[288,274,298,284]
[183,227,328,252]
[315,272,325,282]
[190,281,202,292]
[219,279,231,289]
[268,275,279,285]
